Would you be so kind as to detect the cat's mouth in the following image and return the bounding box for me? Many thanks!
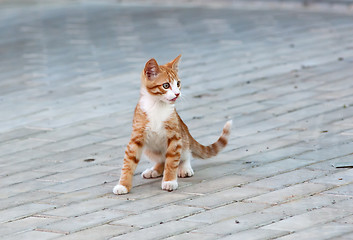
[170,96,178,102]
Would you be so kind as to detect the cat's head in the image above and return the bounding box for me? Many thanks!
[141,55,182,104]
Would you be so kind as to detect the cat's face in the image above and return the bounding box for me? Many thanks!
[142,55,182,104]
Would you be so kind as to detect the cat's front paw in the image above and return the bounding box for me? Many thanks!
[178,166,194,178]
[142,168,163,179]
[161,180,178,192]
[113,184,128,195]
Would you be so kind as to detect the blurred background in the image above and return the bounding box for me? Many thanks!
[1,0,353,132]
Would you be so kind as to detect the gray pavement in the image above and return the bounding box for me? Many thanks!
[1,0,353,239]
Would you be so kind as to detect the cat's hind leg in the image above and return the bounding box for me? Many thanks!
[178,151,194,178]
[141,149,164,179]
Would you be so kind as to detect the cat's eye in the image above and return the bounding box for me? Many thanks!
[177,81,181,88]
[162,83,170,89]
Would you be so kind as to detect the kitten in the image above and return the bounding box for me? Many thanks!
[113,55,232,194]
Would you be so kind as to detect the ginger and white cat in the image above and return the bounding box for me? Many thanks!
[113,55,232,194]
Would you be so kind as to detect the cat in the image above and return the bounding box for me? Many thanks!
[113,55,232,194]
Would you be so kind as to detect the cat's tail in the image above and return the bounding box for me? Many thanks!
[190,120,232,159]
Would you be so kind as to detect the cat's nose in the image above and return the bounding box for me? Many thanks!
[175,93,180,97]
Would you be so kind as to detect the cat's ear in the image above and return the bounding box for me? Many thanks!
[166,54,181,71]
[144,58,160,80]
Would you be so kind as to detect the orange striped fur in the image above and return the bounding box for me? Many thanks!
[113,55,232,195]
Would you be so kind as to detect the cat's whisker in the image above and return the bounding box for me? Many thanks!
[176,94,188,109]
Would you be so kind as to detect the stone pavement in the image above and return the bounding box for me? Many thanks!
[1,0,353,239]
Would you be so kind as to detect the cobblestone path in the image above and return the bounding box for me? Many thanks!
[0,1,353,239]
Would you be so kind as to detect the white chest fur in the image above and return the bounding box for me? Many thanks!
[139,94,174,151]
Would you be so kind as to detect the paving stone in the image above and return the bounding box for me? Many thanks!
[1,143,111,170]
[0,216,59,238]
[306,154,353,172]
[111,204,203,228]
[37,164,115,183]
[54,224,135,240]
[334,232,353,240]
[0,127,44,143]
[218,228,288,240]
[193,211,284,235]
[238,158,316,178]
[296,141,353,161]
[261,207,351,232]
[336,214,353,224]
[40,173,116,193]
[323,184,353,197]
[41,134,108,153]
[35,156,113,174]
[0,178,58,199]
[109,220,204,240]
[110,192,191,213]
[0,190,59,211]
[164,232,221,240]
[179,185,268,208]
[173,162,246,183]
[3,230,62,240]
[181,202,269,224]
[0,171,55,188]
[32,124,104,142]
[245,182,331,205]
[37,209,126,234]
[260,193,350,216]
[0,149,52,169]
[1,158,48,176]
[239,145,312,165]
[275,223,353,240]
[178,173,254,194]
[0,203,56,223]
[247,168,328,190]
[310,169,353,186]
[329,198,353,213]
[0,138,52,157]
[42,197,123,218]
[38,184,127,206]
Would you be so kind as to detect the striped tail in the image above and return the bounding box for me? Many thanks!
[190,120,232,159]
